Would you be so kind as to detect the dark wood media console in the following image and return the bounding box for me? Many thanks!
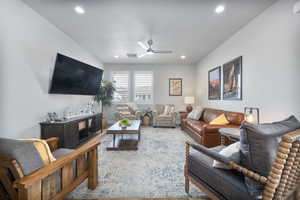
[40,113,102,149]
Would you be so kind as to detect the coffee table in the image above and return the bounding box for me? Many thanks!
[106,120,141,151]
[219,128,240,145]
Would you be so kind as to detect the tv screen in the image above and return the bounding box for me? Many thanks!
[49,53,103,95]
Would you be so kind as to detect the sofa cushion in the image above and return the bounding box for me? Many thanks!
[240,115,300,198]
[225,112,245,125]
[0,138,45,175]
[201,108,244,125]
[202,109,223,123]
[189,146,252,200]
[186,120,207,133]
[53,148,74,159]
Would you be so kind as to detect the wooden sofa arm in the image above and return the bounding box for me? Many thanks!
[186,142,268,185]
[45,137,59,152]
[14,134,101,190]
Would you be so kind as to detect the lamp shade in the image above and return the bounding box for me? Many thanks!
[184,96,195,104]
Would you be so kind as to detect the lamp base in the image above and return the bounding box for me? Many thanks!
[186,105,193,113]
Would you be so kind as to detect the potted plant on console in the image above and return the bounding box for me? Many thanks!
[94,80,115,129]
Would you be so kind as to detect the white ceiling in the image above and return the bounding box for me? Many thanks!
[22,0,276,64]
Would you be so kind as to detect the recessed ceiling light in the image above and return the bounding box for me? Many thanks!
[114,55,119,59]
[180,55,186,60]
[75,6,85,14]
[215,5,225,14]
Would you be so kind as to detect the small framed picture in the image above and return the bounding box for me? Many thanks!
[208,66,221,100]
[223,56,242,100]
[169,78,182,96]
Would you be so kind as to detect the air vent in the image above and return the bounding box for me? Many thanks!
[127,53,138,58]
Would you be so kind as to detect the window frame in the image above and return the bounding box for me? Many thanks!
[110,71,130,104]
[133,71,154,104]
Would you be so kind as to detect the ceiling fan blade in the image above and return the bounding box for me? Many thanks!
[153,50,173,54]
[138,41,148,50]
[138,52,148,58]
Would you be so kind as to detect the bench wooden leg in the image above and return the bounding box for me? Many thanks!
[18,181,41,200]
[185,176,190,194]
[88,147,98,190]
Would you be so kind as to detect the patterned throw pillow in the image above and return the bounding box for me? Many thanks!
[163,105,170,115]
[187,109,203,120]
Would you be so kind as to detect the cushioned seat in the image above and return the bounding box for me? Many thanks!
[186,120,206,133]
[188,146,253,200]
[53,148,74,159]
[0,138,45,175]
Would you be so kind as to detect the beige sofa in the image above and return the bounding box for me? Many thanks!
[153,104,177,128]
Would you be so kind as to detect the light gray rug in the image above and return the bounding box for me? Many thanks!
[68,127,206,199]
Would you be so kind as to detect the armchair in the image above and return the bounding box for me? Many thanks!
[0,135,100,200]
[185,129,300,200]
[114,104,141,121]
[153,104,177,128]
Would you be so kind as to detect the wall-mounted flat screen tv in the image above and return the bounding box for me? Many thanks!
[49,53,103,95]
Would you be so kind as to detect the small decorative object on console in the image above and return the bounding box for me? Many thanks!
[46,112,60,122]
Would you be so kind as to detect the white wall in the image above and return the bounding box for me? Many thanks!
[0,0,103,139]
[103,63,196,122]
[196,0,300,123]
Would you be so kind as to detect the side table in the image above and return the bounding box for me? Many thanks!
[219,128,240,145]
[179,111,188,130]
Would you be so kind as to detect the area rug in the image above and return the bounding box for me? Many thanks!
[68,127,207,199]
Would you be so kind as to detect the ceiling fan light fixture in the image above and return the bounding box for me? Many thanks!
[114,55,119,59]
[147,51,154,55]
[75,6,85,14]
[215,5,225,14]
[180,55,186,60]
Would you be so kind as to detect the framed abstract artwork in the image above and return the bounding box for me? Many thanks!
[169,78,182,96]
[208,66,221,100]
[223,56,242,100]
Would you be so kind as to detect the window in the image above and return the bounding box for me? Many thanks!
[134,71,153,104]
[111,71,129,102]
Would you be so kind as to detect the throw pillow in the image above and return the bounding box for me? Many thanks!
[240,115,300,198]
[163,105,170,115]
[187,108,203,120]
[127,103,138,112]
[20,138,56,164]
[169,106,175,114]
[213,142,240,169]
[209,114,229,125]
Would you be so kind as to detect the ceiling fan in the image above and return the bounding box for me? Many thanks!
[137,39,172,58]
